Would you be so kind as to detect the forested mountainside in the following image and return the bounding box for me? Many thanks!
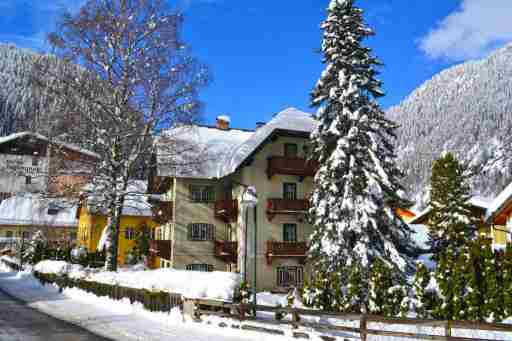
[0,44,89,139]
[388,43,512,207]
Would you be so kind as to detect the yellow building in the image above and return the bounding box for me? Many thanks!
[0,195,77,248]
[77,181,159,267]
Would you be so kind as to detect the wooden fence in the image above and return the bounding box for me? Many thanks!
[190,299,512,341]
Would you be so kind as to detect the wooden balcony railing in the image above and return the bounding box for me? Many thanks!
[266,241,307,265]
[152,201,173,224]
[267,198,309,221]
[150,240,172,260]
[214,200,239,222]
[267,156,319,179]
[214,240,238,264]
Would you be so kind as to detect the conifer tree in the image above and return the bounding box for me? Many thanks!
[464,241,484,320]
[481,242,503,321]
[412,261,433,318]
[308,0,413,311]
[503,243,512,317]
[427,153,477,257]
[22,230,48,265]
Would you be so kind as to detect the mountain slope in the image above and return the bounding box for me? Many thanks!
[388,43,512,206]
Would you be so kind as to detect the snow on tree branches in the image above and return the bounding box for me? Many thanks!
[309,0,412,272]
[33,0,208,271]
[307,0,413,310]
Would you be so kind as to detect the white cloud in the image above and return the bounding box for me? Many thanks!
[419,0,512,61]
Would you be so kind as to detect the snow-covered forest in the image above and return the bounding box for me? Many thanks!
[388,43,512,207]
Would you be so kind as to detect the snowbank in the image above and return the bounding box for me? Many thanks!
[33,260,239,301]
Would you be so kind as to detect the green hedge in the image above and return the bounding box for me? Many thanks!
[33,271,182,313]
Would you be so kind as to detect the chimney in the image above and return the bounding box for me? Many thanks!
[216,115,231,130]
[256,122,265,130]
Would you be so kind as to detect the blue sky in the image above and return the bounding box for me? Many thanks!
[1,0,512,129]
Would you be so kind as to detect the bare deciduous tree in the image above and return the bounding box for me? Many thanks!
[34,0,208,271]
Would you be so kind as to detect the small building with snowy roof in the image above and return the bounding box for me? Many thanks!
[0,194,78,248]
[484,182,512,246]
[150,108,320,291]
[0,131,98,202]
[408,195,507,248]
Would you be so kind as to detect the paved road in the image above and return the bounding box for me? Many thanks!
[0,289,111,341]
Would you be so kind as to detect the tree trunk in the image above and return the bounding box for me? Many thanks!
[105,205,123,271]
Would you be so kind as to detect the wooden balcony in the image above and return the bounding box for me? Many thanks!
[214,200,238,222]
[266,241,307,265]
[152,201,173,224]
[267,156,319,179]
[214,240,238,264]
[266,198,309,221]
[149,240,172,260]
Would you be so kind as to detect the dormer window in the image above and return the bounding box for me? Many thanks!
[284,143,298,158]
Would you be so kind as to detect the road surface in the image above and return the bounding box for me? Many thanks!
[0,288,111,341]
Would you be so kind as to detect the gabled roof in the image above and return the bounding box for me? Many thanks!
[485,182,512,224]
[157,107,317,179]
[0,131,99,159]
[0,195,78,228]
[409,196,493,225]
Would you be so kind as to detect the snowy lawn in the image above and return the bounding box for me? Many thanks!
[0,262,318,341]
[34,260,239,301]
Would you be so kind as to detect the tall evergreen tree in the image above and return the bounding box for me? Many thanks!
[308,0,412,310]
[427,152,478,257]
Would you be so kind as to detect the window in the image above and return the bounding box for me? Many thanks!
[5,231,13,238]
[190,185,215,202]
[32,157,39,166]
[70,232,77,240]
[124,227,136,240]
[283,224,297,242]
[25,176,32,185]
[277,266,304,287]
[186,264,214,272]
[188,223,215,241]
[283,183,297,200]
[22,231,31,239]
[47,202,60,215]
[284,143,298,158]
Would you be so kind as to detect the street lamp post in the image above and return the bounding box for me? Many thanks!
[241,185,258,312]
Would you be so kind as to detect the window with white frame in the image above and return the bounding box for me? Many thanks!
[186,264,214,272]
[190,185,216,202]
[277,266,304,287]
[188,223,215,241]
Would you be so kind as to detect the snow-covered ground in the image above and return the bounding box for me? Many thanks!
[34,260,239,301]
[2,260,511,341]
[0,262,315,341]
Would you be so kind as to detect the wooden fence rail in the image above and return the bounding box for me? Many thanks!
[191,299,512,341]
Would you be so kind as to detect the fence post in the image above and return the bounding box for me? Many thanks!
[360,314,367,341]
[445,320,451,339]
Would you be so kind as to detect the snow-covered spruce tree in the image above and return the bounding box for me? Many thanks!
[34,0,208,270]
[308,0,413,311]
[427,152,478,258]
[22,230,48,265]
[464,241,484,321]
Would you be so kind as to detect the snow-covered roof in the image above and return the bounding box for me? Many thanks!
[0,195,78,228]
[408,195,493,225]
[0,131,99,159]
[84,180,154,217]
[485,182,512,223]
[157,107,317,179]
